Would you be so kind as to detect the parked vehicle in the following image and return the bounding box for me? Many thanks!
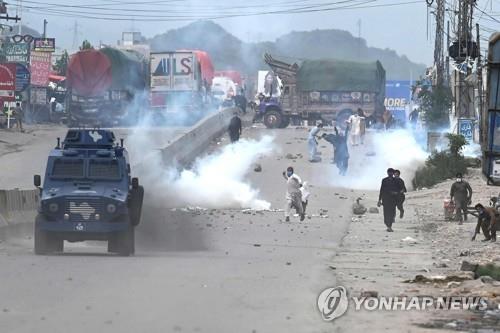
[212,76,237,104]
[150,50,214,115]
[256,53,386,128]
[66,48,148,126]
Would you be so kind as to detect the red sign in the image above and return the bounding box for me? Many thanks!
[30,50,52,86]
[0,63,16,101]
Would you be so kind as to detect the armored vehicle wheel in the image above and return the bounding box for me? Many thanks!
[34,225,63,255]
[263,110,282,129]
[278,116,290,128]
[129,185,144,227]
[108,226,135,256]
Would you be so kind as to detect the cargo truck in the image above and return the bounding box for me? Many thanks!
[150,50,213,115]
[66,48,148,127]
[256,53,386,128]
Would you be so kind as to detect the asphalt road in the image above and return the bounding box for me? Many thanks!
[0,125,362,333]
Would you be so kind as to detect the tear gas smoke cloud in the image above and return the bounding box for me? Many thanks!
[129,121,275,210]
[166,136,275,210]
[330,130,428,190]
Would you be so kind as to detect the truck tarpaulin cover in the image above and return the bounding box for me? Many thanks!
[190,50,214,86]
[297,60,385,92]
[67,48,146,97]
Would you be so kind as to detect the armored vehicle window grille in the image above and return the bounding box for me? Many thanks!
[65,197,104,223]
[88,160,121,179]
[52,159,84,178]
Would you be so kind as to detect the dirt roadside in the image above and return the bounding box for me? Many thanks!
[333,168,500,332]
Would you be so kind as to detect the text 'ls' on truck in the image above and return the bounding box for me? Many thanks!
[149,50,214,122]
[256,53,386,128]
[33,129,144,256]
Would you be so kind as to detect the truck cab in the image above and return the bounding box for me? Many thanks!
[33,129,144,256]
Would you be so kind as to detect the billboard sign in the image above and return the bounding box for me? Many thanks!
[257,70,281,97]
[15,63,30,92]
[3,42,30,64]
[30,51,52,86]
[0,63,17,101]
[458,118,474,143]
[385,80,412,122]
[33,38,56,52]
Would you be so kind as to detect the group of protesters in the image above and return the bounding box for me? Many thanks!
[306,108,367,176]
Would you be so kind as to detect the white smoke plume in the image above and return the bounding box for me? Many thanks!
[166,136,274,209]
[130,126,275,210]
[330,130,428,190]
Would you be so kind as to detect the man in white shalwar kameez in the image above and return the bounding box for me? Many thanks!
[347,113,362,146]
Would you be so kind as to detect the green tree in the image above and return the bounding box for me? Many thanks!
[445,133,467,157]
[53,50,69,76]
[417,83,452,130]
[79,40,94,50]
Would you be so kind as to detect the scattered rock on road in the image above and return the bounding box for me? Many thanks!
[352,198,367,215]
[404,272,475,283]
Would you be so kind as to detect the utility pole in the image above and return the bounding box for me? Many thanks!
[454,0,476,119]
[43,19,47,38]
[477,23,486,145]
[446,20,450,85]
[434,0,445,86]
[72,20,79,50]
[17,0,22,34]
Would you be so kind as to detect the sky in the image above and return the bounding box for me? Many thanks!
[8,0,500,65]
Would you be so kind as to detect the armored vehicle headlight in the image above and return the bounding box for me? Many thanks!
[64,213,69,220]
[49,203,59,213]
[106,204,117,214]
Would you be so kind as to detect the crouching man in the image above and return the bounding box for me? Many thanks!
[472,203,498,242]
[282,167,305,222]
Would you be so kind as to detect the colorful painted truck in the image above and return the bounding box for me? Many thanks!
[66,48,148,126]
[257,53,386,128]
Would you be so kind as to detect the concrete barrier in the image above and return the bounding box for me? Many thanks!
[0,189,39,227]
[159,107,238,167]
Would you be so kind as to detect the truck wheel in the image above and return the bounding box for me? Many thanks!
[263,110,282,129]
[108,227,135,256]
[129,186,144,227]
[34,225,63,255]
[278,116,290,128]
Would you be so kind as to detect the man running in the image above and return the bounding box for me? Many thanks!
[283,167,305,222]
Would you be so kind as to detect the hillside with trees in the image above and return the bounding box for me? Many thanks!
[149,21,426,80]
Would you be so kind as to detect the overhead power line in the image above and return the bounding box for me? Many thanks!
[21,0,421,22]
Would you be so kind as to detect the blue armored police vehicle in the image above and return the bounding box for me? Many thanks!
[34,129,144,256]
